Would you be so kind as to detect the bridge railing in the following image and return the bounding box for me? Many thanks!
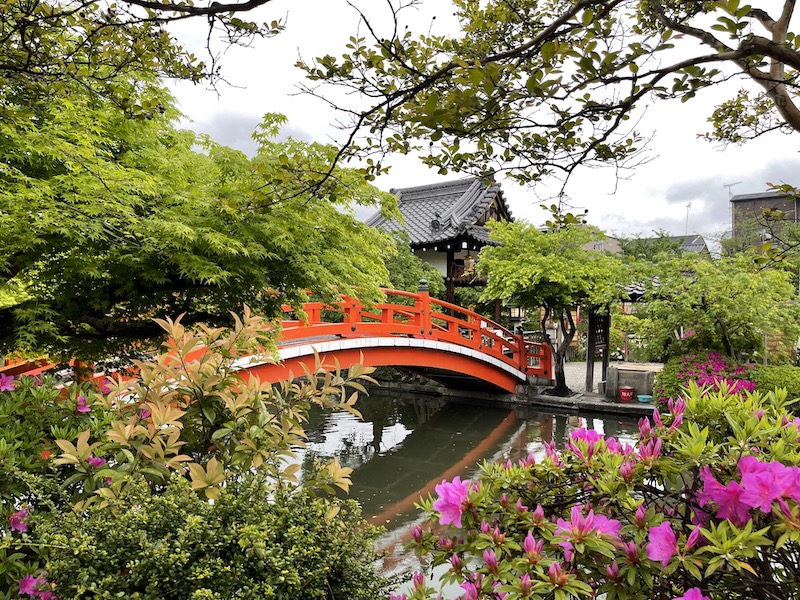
[279,289,552,380]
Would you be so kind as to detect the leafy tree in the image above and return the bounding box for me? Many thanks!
[638,253,800,361]
[0,0,284,101]
[0,78,397,360]
[478,221,625,395]
[300,0,800,183]
[620,231,685,262]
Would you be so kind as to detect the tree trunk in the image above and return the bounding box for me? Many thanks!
[546,307,576,397]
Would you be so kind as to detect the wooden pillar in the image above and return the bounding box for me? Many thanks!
[446,249,455,304]
[585,307,611,394]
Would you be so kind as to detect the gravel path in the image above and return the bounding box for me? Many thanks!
[563,360,605,393]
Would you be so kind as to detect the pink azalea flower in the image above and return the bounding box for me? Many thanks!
[483,549,499,574]
[646,521,678,567]
[674,588,710,600]
[389,594,407,600]
[75,395,91,413]
[461,580,480,600]
[412,571,424,591]
[450,553,463,572]
[0,373,15,391]
[712,480,751,525]
[523,531,543,559]
[519,573,533,595]
[548,562,568,586]
[9,508,28,532]
[432,476,470,528]
[555,505,621,545]
[638,417,652,439]
[531,504,546,526]
[87,455,107,468]
[410,524,422,544]
[686,527,703,549]
[606,560,620,580]
[634,504,647,528]
[740,470,784,513]
[19,574,44,596]
[622,541,640,564]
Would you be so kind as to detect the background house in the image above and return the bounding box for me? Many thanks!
[365,177,512,307]
[731,190,797,241]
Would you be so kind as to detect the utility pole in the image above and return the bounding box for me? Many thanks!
[685,202,691,235]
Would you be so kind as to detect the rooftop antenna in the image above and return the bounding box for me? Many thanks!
[724,181,742,199]
[685,202,691,235]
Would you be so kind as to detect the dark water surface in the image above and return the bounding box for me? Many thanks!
[298,388,639,578]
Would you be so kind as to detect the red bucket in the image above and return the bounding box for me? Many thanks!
[619,386,635,402]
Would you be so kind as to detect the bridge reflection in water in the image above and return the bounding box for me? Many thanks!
[298,390,639,577]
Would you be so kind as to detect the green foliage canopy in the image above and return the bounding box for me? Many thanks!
[638,254,800,361]
[478,221,625,392]
[478,222,626,317]
[0,79,397,360]
[300,0,800,183]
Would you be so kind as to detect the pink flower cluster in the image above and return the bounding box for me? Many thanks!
[698,456,800,525]
[0,373,15,391]
[19,574,57,599]
[9,507,28,533]
[567,427,634,460]
[554,505,621,560]
[432,476,470,528]
[657,352,756,401]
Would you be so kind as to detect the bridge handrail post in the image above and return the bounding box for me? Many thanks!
[418,280,432,337]
[514,332,526,371]
[343,297,362,332]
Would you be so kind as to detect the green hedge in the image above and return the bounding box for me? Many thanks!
[752,364,800,402]
[37,476,390,599]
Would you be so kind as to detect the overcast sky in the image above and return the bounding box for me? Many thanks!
[168,0,800,241]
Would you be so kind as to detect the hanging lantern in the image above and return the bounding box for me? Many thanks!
[464,253,476,272]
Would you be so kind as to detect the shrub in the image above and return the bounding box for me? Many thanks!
[654,352,756,401]
[400,386,800,600]
[752,364,800,402]
[1,310,388,600]
[36,476,388,599]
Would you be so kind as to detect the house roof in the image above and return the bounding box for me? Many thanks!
[730,191,790,203]
[667,234,709,254]
[364,177,509,247]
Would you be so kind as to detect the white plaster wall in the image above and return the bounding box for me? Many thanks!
[415,250,448,276]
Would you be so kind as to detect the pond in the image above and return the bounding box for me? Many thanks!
[297,387,640,583]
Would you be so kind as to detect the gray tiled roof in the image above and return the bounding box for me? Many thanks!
[365,177,507,246]
[667,234,709,254]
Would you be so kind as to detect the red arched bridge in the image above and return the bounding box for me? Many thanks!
[1,290,552,394]
[242,289,552,394]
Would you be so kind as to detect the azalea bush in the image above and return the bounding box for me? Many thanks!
[0,310,390,599]
[654,352,756,402]
[399,383,800,599]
